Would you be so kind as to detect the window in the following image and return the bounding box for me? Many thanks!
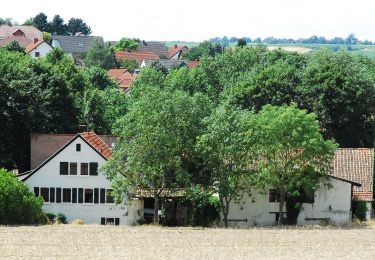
[63,188,71,203]
[60,162,69,175]
[299,188,315,204]
[76,143,81,152]
[106,189,114,204]
[78,188,83,203]
[85,189,93,203]
[72,188,77,203]
[89,162,98,176]
[40,188,49,202]
[100,218,120,226]
[269,189,280,203]
[94,188,99,204]
[70,163,77,175]
[56,188,61,203]
[100,188,105,203]
[34,187,39,196]
[35,52,40,57]
[50,188,55,203]
[80,163,88,175]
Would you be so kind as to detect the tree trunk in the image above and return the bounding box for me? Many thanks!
[278,189,286,226]
[154,191,160,225]
[220,197,229,228]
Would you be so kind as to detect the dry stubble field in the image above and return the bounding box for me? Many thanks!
[1,225,375,259]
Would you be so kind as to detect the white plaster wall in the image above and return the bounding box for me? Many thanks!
[297,178,352,225]
[29,43,52,58]
[25,137,142,225]
[170,52,180,60]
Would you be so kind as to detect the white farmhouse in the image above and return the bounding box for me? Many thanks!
[19,132,142,225]
[26,39,53,58]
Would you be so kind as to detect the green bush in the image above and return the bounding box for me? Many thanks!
[352,200,367,221]
[56,213,67,224]
[45,212,56,223]
[0,169,44,224]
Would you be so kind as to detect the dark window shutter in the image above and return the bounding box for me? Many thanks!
[101,217,105,225]
[76,143,81,151]
[50,188,55,203]
[56,188,61,203]
[60,162,68,175]
[34,187,39,196]
[72,188,77,203]
[100,188,105,203]
[89,162,98,176]
[78,188,83,203]
[115,218,120,226]
[94,188,99,204]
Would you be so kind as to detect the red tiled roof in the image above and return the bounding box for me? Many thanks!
[107,69,139,92]
[25,39,47,53]
[0,25,42,41]
[187,60,201,68]
[80,132,112,159]
[115,50,159,65]
[0,35,32,48]
[168,45,187,58]
[331,148,374,201]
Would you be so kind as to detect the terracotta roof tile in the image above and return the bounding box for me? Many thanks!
[187,60,201,68]
[107,69,138,92]
[168,45,188,58]
[0,36,32,47]
[330,148,374,201]
[80,132,112,159]
[0,25,42,41]
[25,39,47,53]
[115,50,159,65]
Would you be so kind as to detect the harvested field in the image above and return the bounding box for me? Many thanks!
[1,225,375,259]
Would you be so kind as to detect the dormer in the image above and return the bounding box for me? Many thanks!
[12,29,25,37]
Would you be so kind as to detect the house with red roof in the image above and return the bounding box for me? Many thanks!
[115,50,159,65]
[0,25,42,48]
[26,39,53,58]
[19,132,142,226]
[168,45,189,59]
[107,69,139,93]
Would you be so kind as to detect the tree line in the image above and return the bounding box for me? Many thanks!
[210,33,373,45]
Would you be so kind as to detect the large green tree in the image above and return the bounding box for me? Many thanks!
[85,38,116,70]
[48,15,67,35]
[67,18,92,36]
[32,12,49,32]
[103,86,211,224]
[250,105,337,225]
[197,104,254,227]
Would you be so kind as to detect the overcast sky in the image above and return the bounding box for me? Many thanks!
[2,0,375,42]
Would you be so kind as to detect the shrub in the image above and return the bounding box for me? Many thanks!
[352,200,367,221]
[0,169,44,224]
[71,219,84,225]
[56,213,67,224]
[45,212,56,223]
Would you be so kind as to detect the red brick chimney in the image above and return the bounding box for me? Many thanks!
[34,38,38,44]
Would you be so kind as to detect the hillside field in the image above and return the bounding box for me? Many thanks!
[1,225,375,259]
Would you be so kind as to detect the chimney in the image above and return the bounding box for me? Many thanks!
[79,124,88,133]
[34,38,38,44]
[174,44,177,48]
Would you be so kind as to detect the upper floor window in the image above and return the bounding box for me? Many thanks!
[269,189,280,203]
[60,162,69,175]
[70,162,77,175]
[76,143,81,152]
[81,163,88,175]
[89,162,98,176]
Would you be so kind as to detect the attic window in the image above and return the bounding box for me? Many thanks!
[76,144,81,152]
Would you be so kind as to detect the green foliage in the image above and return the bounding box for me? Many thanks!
[196,104,254,227]
[67,18,92,36]
[185,186,220,227]
[0,169,44,224]
[183,41,224,61]
[301,49,375,147]
[237,38,247,47]
[113,38,138,51]
[352,201,367,221]
[45,212,56,223]
[84,66,117,90]
[49,15,67,35]
[42,32,52,43]
[0,18,13,25]
[250,104,338,225]
[85,38,116,70]
[56,213,67,224]
[83,88,111,134]
[119,58,139,72]
[5,41,26,53]
[32,13,49,32]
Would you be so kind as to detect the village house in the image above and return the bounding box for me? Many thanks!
[26,39,53,58]
[136,40,168,58]
[0,25,43,49]
[51,35,101,58]
[141,59,188,71]
[115,50,159,65]
[224,148,373,227]
[168,45,189,59]
[19,132,142,225]
[107,68,139,93]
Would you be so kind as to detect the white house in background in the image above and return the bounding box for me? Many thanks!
[26,39,53,58]
[19,132,142,225]
[224,176,361,227]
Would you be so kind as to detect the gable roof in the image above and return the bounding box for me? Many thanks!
[22,132,112,181]
[51,35,101,54]
[115,50,159,65]
[107,69,138,92]
[142,59,188,70]
[330,148,374,201]
[0,36,32,48]
[187,60,201,68]
[0,25,42,41]
[136,41,168,58]
[168,45,188,58]
[25,39,51,53]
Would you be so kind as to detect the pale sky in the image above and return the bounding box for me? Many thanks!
[2,0,375,42]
